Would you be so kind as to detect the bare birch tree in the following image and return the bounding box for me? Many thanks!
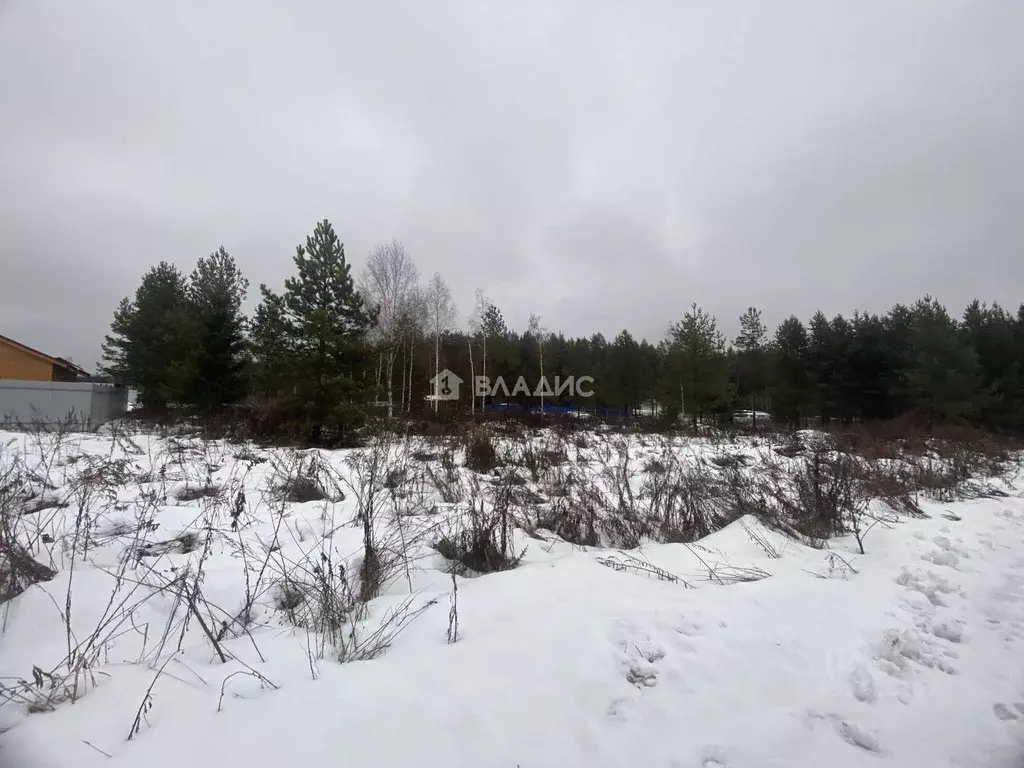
[395,287,424,413]
[423,273,457,413]
[527,313,547,414]
[472,290,489,411]
[360,240,419,418]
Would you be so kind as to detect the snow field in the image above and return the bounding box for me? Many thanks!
[0,426,1023,767]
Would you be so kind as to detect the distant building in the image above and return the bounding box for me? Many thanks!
[733,409,772,425]
[0,334,124,429]
[0,333,91,382]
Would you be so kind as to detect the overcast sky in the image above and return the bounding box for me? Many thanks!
[1,1,1022,370]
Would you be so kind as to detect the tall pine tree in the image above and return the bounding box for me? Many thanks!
[771,316,810,427]
[734,306,768,423]
[668,304,731,429]
[904,296,983,425]
[252,220,373,441]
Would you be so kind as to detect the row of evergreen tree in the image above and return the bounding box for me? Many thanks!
[101,219,1024,434]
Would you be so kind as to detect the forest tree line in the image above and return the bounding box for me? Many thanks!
[101,219,1024,440]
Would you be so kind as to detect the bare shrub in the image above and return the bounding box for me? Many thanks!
[588,438,733,546]
[781,446,858,539]
[856,459,922,517]
[175,484,222,503]
[660,459,732,542]
[270,453,339,504]
[0,529,57,603]
[435,479,523,575]
[135,532,198,558]
[1,454,59,602]
[710,452,748,469]
[506,433,570,483]
[542,464,574,498]
[232,447,267,465]
[774,440,804,458]
[281,475,327,503]
[339,436,426,602]
[272,552,358,654]
[643,458,668,475]
[464,428,498,473]
[740,518,781,558]
[424,446,463,504]
[539,491,601,547]
[541,445,569,467]
[516,441,545,482]
[273,580,305,612]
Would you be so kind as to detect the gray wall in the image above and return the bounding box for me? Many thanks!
[0,381,128,430]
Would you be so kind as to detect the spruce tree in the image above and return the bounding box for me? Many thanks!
[184,247,249,410]
[101,262,193,408]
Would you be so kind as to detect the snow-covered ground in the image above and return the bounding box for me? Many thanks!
[1,426,1023,768]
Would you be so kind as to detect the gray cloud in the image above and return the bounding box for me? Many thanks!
[2,0,1022,368]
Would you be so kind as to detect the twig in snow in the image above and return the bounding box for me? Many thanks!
[446,569,459,644]
[595,552,692,587]
[217,669,276,712]
[127,651,178,741]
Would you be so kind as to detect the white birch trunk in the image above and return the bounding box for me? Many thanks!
[468,336,475,414]
[433,334,440,414]
[403,342,411,415]
[386,349,396,418]
[481,333,487,412]
[538,339,544,415]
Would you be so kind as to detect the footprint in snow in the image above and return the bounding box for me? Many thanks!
[833,719,885,754]
[877,628,958,677]
[700,746,730,767]
[993,703,1019,721]
[849,664,877,704]
[896,567,964,606]
[807,711,885,755]
[922,549,960,569]
[624,658,661,689]
[606,696,630,722]
[944,538,972,558]
[673,620,704,637]
[930,620,966,644]
[613,633,666,690]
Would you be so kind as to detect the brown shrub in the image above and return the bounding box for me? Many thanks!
[464,428,498,473]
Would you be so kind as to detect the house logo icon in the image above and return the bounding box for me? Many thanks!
[430,369,463,401]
